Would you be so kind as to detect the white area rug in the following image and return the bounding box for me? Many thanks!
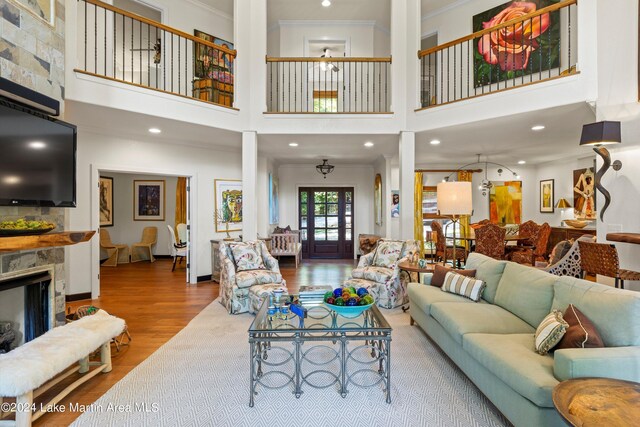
[72,300,509,427]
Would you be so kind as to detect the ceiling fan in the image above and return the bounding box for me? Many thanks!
[320,48,340,72]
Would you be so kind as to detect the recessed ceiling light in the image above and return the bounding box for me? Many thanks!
[518,160,526,165]
[148,128,162,134]
[289,142,299,147]
[430,139,441,145]
[322,0,331,6]
[364,142,374,147]
[28,141,46,149]
[531,125,545,131]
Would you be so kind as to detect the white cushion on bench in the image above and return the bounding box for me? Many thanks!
[0,310,125,397]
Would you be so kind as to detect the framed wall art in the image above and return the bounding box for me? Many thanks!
[215,179,242,232]
[489,181,522,225]
[473,1,561,88]
[539,179,554,213]
[99,176,114,227]
[269,173,279,225]
[374,174,382,225]
[134,180,165,221]
[391,190,400,218]
[10,0,55,26]
[573,168,596,220]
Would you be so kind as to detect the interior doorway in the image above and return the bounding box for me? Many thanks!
[91,166,195,298]
[299,187,354,259]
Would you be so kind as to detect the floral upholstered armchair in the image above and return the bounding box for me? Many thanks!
[344,239,420,309]
[219,240,287,314]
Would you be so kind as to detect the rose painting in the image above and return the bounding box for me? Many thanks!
[473,1,561,88]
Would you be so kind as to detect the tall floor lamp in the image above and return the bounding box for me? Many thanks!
[437,182,473,266]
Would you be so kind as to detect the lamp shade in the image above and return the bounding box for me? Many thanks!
[580,121,621,146]
[437,182,473,215]
[556,198,572,209]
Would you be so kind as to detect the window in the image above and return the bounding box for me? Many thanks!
[313,91,338,113]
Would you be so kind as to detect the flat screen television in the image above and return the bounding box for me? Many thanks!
[0,100,76,207]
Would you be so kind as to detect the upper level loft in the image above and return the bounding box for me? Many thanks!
[65,0,597,134]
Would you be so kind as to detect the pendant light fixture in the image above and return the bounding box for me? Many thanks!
[316,159,335,179]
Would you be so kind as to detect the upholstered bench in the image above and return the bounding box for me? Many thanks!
[0,311,125,427]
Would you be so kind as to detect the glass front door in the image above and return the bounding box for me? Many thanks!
[299,188,354,259]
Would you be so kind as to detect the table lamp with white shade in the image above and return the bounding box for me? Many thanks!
[437,181,473,266]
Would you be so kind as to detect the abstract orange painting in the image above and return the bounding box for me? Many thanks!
[489,181,522,225]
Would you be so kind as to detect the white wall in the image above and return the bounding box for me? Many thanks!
[257,157,279,237]
[530,156,595,225]
[592,0,640,290]
[277,163,375,257]
[275,22,377,57]
[104,173,178,256]
[142,0,233,42]
[66,129,242,295]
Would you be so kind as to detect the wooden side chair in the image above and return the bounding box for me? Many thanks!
[475,223,507,260]
[167,225,187,271]
[131,226,158,263]
[578,241,640,289]
[509,223,551,265]
[99,229,129,266]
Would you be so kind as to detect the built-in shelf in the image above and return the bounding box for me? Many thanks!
[0,231,96,252]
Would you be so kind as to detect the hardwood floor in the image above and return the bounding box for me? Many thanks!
[35,257,357,426]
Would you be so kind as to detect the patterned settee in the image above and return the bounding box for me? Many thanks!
[218,240,287,314]
[344,239,420,309]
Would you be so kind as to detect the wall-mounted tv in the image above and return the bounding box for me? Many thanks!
[0,101,77,207]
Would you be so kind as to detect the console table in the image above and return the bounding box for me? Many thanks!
[547,226,596,255]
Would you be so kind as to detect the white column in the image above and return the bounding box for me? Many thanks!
[243,131,258,241]
[399,131,416,240]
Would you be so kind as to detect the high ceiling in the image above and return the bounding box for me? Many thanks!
[415,103,596,166]
[421,0,461,16]
[258,134,397,164]
[268,0,391,31]
[198,0,234,17]
[65,102,241,150]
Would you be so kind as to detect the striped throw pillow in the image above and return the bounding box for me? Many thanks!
[440,272,486,302]
[534,310,569,355]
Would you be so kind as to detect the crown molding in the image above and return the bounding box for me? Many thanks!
[278,19,376,27]
[183,0,233,22]
[421,0,473,22]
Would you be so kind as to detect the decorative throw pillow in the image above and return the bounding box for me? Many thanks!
[229,242,265,272]
[549,240,573,265]
[431,265,477,288]
[372,240,404,268]
[440,272,486,302]
[556,304,604,349]
[534,310,569,355]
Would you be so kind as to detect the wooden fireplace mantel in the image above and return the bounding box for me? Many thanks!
[0,231,96,252]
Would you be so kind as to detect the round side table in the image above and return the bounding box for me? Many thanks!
[553,377,640,426]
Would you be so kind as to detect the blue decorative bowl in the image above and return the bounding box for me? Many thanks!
[323,302,375,318]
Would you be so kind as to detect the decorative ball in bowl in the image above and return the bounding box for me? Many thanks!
[564,220,589,229]
[323,286,375,318]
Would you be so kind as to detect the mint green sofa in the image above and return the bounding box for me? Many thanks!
[408,253,640,427]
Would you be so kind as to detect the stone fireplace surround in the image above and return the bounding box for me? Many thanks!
[0,207,67,342]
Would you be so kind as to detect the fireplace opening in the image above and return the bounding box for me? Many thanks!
[0,271,52,352]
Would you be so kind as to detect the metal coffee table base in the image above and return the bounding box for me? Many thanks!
[249,329,391,406]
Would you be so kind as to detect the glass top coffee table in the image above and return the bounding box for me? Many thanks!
[248,297,392,407]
